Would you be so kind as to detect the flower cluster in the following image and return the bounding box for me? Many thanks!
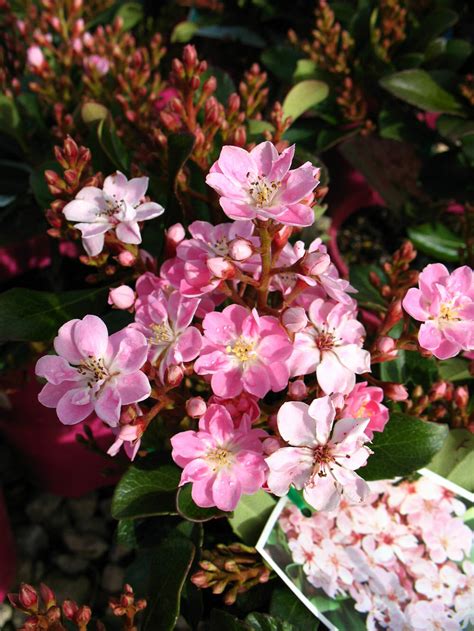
[34,140,409,514]
[279,476,473,630]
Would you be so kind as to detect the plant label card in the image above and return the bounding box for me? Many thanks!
[256,469,474,631]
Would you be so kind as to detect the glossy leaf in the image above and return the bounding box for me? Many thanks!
[115,2,143,30]
[111,457,181,520]
[360,412,449,481]
[282,80,329,122]
[438,358,472,382]
[0,287,108,342]
[270,587,318,631]
[229,490,276,545]
[261,46,300,83]
[166,132,195,224]
[210,609,250,630]
[379,70,464,115]
[96,118,130,172]
[176,484,228,522]
[142,534,195,631]
[407,222,464,262]
[245,612,295,631]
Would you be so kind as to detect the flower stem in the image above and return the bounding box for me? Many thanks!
[257,222,272,309]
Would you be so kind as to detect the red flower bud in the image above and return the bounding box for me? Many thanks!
[183,45,197,70]
[19,584,38,612]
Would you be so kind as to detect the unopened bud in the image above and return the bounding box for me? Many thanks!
[232,126,246,147]
[454,386,468,409]
[227,92,240,112]
[383,382,409,401]
[300,251,331,277]
[26,45,45,68]
[288,379,308,400]
[202,76,217,95]
[190,75,201,91]
[207,256,235,279]
[62,600,78,620]
[183,44,197,70]
[117,250,136,267]
[166,365,184,387]
[228,238,253,261]
[76,606,92,625]
[46,606,61,623]
[108,285,135,310]
[273,225,292,249]
[165,223,185,257]
[186,397,207,418]
[19,584,38,612]
[282,307,308,334]
[39,584,55,610]
[430,381,447,401]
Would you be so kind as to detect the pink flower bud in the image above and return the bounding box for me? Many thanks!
[108,285,135,310]
[430,381,448,401]
[228,238,253,261]
[39,584,56,610]
[183,44,197,70]
[282,307,308,334]
[19,584,38,612]
[383,382,409,401]
[274,226,292,249]
[62,600,78,620]
[76,606,92,625]
[117,250,136,267]
[288,379,308,400]
[27,46,45,68]
[165,223,186,257]
[376,336,396,354]
[300,251,331,276]
[166,365,184,387]
[186,397,207,418]
[454,386,468,409]
[207,256,235,279]
[262,437,281,455]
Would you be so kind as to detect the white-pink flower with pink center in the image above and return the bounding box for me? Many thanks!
[194,305,292,398]
[132,289,202,383]
[63,171,164,256]
[287,299,371,394]
[266,396,372,511]
[206,141,320,227]
[170,404,267,511]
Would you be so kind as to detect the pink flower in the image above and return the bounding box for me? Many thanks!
[420,512,472,563]
[170,404,267,511]
[406,599,459,631]
[206,141,320,227]
[208,392,260,425]
[27,45,45,68]
[341,382,389,439]
[402,263,474,359]
[266,396,372,511]
[35,315,150,426]
[194,305,292,398]
[288,299,371,394]
[63,171,164,256]
[107,421,144,461]
[133,289,202,383]
[84,54,110,75]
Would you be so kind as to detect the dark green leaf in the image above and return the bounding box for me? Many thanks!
[229,490,276,545]
[0,287,108,342]
[0,95,25,149]
[437,116,474,142]
[196,25,265,48]
[407,222,464,262]
[428,429,474,491]
[270,587,318,631]
[379,70,465,115]
[282,80,329,122]
[111,457,181,520]
[176,484,228,522]
[210,609,250,631]
[405,9,458,51]
[142,535,195,631]
[96,118,130,172]
[261,46,300,83]
[438,358,472,382]
[360,412,449,481]
[166,132,195,224]
[116,519,137,548]
[380,351,406,383]
[349,265,386,308]
[30,160,58,210]
[245,612,295,631]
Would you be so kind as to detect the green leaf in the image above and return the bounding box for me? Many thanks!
[176,484,228,522]
[116,519,137,548]
[428,429,474,491]
[380,351,406,383]
[0,287,108,342]
[196,25,265,48]
[270,587,318,631]
[349,264,386,308]
[360,412,449,481]
[210,609,250,630]
[438,358,472,382]
[229,490,276,545]
[115,1,143,30]
[282,80,329,122]
[0,94,24,149]
[171,20,199,43]
[142,534,195,631]
[248,120,275,139]
[379,70,465,115]
[293,59,317,81]
[407,222,464,262]
[166,132,195,224]
[96,118,130,172]
[111,457,181,520]
[81,101,109,125]
[437,115,474,142]
[246,612,295,631]
[261,46,300,83]
[406,9,458,51]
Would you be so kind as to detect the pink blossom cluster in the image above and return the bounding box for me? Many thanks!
[279,476,473,630]
[35,141,393,510]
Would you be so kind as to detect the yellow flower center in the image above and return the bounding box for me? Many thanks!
[248,175,281,207]
[211,237,228,256]
[206,447,233,471]
[77,356,109,387]
[150,322,173,345]
[226,336,257,363]
[438,302,460,321]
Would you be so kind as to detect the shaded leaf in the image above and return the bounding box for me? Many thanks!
[96,118,130,172]
[261,46,300,83]
[0,287,108,342]
[166,132,195,224]
[270,587,318,631]
[379,70,465,115]
[171,20,199,43]
[210,609,250,630]
[438,358,472,382]
[407,222,464,262]
[176,484,228,522]
[428,429,474,492]
[245,612,295,631]
[115,1,143,30]
[360,412,449,480]
[142,534,195,631]
[282,80,329,122]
